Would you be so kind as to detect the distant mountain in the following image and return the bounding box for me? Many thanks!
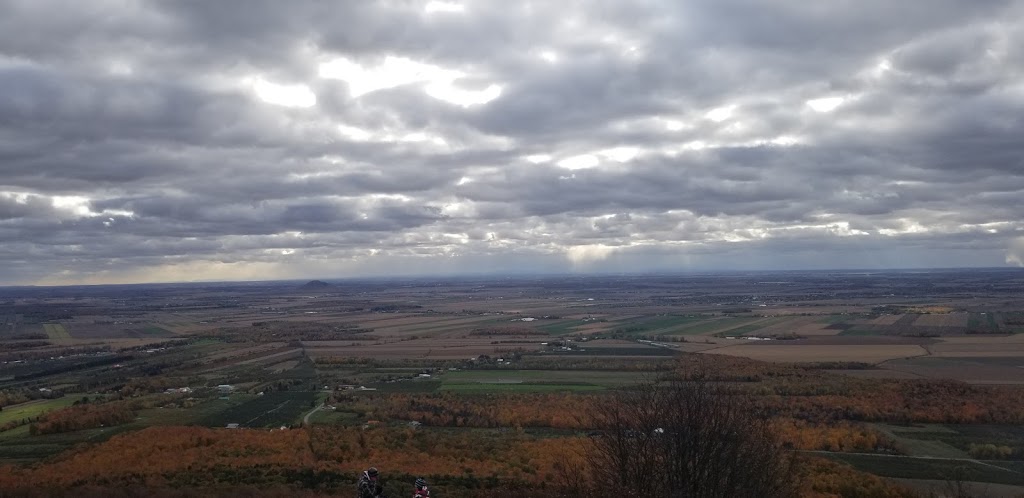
[299,280,332,290]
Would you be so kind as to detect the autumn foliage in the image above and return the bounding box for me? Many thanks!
[30,403,136,435]
[0,425,914,498]
[0,425,586,496]
[362,392,592,429]
[0,354,1019,497]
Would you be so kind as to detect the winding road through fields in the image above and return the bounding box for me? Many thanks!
[302,403,324,426]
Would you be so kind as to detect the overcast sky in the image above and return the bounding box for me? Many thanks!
[1,1,1023,285]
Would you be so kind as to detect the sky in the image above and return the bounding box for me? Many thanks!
[1,0,1024,285]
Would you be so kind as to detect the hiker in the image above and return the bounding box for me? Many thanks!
[413,477,430,498]
[357,467,385,498]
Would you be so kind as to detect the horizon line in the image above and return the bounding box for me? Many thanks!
[2,265,1021,290]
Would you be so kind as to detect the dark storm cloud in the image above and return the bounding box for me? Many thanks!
[0,0,1022,284]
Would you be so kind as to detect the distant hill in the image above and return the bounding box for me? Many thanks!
[299,280,332,290]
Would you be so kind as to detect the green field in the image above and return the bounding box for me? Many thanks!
[825,453,1024,486]
[307,408,360,425]
[365,380,442,393]
[440,369,648,393]
[133,397,254,426]
[440,383,605,393]
[839,328,883,336]
[716,317,791,337]
[611,315,718,336]
[200,391,317,428]
[42,323,71,340]
[664,317,762,336]
[141,325,173,335]
[967,313,1000,333]
[446,369,649,385]
[0,425,126,462]
[876,423,1024,458]
[818,314,859,324]
[536,320,585,335]
[0,396,82,427]
[658,317,729,335]
[547,346,678,356]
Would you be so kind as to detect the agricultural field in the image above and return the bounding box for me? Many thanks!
[0,396,82,428]
[706,343,928,363]
[200,391,319,428]
[132,397,254,427]
[0,426,115,463]
[824,452,1024,486]
[3,269,1024,494]
[41,324,70,340]
[874,356,1024,384]
[439,369,649,393]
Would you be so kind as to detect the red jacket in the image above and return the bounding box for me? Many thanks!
[413,486,430,498]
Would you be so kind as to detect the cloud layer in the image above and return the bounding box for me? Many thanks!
[1,0,1023,284]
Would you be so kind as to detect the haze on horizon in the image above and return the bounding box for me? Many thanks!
[1,0,1024,286]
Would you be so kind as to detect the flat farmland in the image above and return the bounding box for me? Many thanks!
[442,369,650,389]
[0,426,116,463]
[267,360,300,373]
[234,348,303,366]
[914,313,969,327]
[607,314,716,336]
[832,369,924,379]
[825,453,1024,486]
[739,316,821,336]
[820,311,1010,337]
[201,391,318,428]
[930,340,1024,357]
[194,347,304,374]
[792,321,842,336]
[305,338,545,360]
[0,322,44,338]
[121,325,175,337]
[532,318,600,336]
[867,315,903,326]
[365,315,506,337]
[130,397,254,427]
[895,479,1024,498]
[195,343,285,364]
[547,342,680,357]
[5,269,1024,492]
[180,344,292,373]
[62,322,175,339]
[149,320,210,333]
[5,269,1024,384]
[0,396,83,427]
[878,356,1024,384]
[662,316,763,336]
[63,323,120,338]
[572,321,615,334]
[440,383,605,393]
[42,323,70,340]
[704,344,927,363]
[715,316,797,337]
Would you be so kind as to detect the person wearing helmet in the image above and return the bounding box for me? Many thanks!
[357,467,385,498]
[413,477,430,498]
